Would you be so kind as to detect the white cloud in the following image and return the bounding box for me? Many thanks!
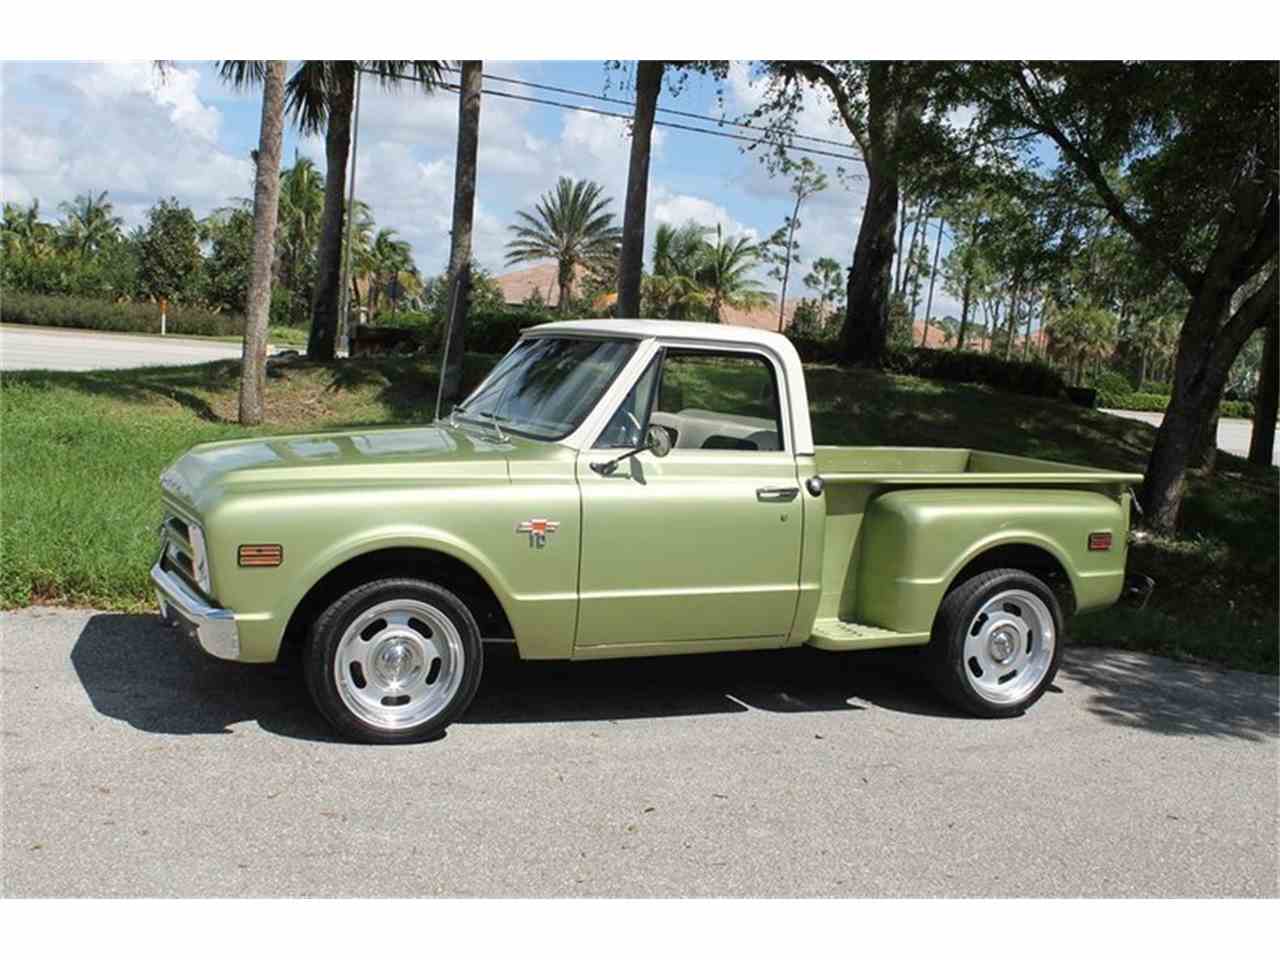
[72,62,222,142]
[651,186,755,241]
[1,62,248,227]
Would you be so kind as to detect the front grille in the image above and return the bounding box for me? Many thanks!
[166,515,191,545]
[160,513,203,595]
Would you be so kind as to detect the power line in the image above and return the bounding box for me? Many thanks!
[362,65,865,166]
[442,81,864,164]
[437,63,866,159]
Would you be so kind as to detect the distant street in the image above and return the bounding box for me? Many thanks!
[1101,408,1279,466]
[1,324,244,372]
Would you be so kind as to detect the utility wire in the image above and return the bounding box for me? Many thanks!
[361,65,865,166]
[436,63,866,159]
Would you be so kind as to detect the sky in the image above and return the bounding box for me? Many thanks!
[0,60,962,318]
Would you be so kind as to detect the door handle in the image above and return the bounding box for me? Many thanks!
[756,486,799,503]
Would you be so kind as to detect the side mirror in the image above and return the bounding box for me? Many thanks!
[645,424,672,458]
[590,424,672,476]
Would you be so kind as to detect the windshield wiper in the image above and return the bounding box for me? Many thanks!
[445,407,507,442]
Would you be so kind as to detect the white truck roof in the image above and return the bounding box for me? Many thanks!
[525,318,815,455]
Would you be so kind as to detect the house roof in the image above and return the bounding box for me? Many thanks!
[494,262,577,306]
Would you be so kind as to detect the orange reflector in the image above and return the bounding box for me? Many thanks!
[238,544,283,567]
[1088,532,1113,552]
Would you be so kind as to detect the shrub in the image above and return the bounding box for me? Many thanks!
[359,307,553,358]
[1101,391,1255,419]
[1,290,243,337]
[1086,369,1135,408]
[786,336,1071,398]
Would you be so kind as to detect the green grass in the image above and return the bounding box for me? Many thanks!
[2,355,1275,673]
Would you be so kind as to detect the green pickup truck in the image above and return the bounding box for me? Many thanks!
[153,319,1145,743]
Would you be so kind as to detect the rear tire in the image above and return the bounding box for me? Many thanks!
[928,568,1063,718]
[304,578,483,744]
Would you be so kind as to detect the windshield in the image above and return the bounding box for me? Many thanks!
[453,336,637,441]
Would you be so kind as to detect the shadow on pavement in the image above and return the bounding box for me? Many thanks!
[462,643,962,724]
[71,613,962,740]
[70,613,336,742]
[1060,650,1279,742]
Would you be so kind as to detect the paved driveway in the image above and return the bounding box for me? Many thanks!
[0,325,244,372]
[2,608,1276,897]
[1101,408,1279,465]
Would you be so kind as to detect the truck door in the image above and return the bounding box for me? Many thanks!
[575,346,803,652]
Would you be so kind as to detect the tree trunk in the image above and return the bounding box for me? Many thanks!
[778,198,802,332]
[557,259,573,316]
[439,60,482,409]
[307,64,355,362]
[1022,293,1034,359]
[616,60,662,321]
[956,269,973,351]
[893,192,910,296]
[238,61,286,427]
[1004,284,1019,360]
[901,200,927,307]
[921,217,944,347]
[840,164,898,365]
[1248,315,1278,465]
[1143,272,1276,530]
[1191,408,1220,471]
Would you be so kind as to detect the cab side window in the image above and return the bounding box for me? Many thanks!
[651,350,784,452]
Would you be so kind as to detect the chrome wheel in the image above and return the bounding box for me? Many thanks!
[333,599,465,732]
[962,588,1056,705]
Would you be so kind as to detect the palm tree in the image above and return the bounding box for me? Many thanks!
[506,177,623,316]
[276,153,325,317]
[216,60,447,360]
[644,222,709,320]
[341,201,376,316]
[58,190,123,258]
[363,227,418,316]
[1,200,55,257]
[239,61,286,427]
[440,60,483,410]
[694,225,772,323]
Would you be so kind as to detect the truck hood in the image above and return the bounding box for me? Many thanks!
[161,423,543,511]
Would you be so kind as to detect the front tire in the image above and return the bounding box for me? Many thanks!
[928,568,1063,718]
[305,578,483,744]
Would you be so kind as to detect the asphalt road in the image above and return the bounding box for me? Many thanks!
[1,607,1276,897]
[0,324,244,372]
[1101,407,1279,465]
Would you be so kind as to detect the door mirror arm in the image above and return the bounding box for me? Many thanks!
[590,425,672,476]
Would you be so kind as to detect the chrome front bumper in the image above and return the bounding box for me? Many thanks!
[151,562,241,660]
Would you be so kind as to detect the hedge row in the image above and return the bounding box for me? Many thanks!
[363,307,555,355]
[1105,391,1255,419]
[789,334,1070,400]
[1,291,244,338]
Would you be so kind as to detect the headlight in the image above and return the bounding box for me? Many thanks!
[189,523,213,594]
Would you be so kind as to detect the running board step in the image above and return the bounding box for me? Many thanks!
[807,618,929,652]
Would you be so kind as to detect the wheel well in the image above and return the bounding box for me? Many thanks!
[947,543,1076,615]
[279,547,514,662]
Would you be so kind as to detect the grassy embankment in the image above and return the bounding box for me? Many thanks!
[2,354,1275,672]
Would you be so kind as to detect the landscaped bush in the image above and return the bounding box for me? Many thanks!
[1,290,243,337]
[791,335,1070,400]
[1087,369,1136,408]
[1105,390,1255,419]
[365,307,554,358]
